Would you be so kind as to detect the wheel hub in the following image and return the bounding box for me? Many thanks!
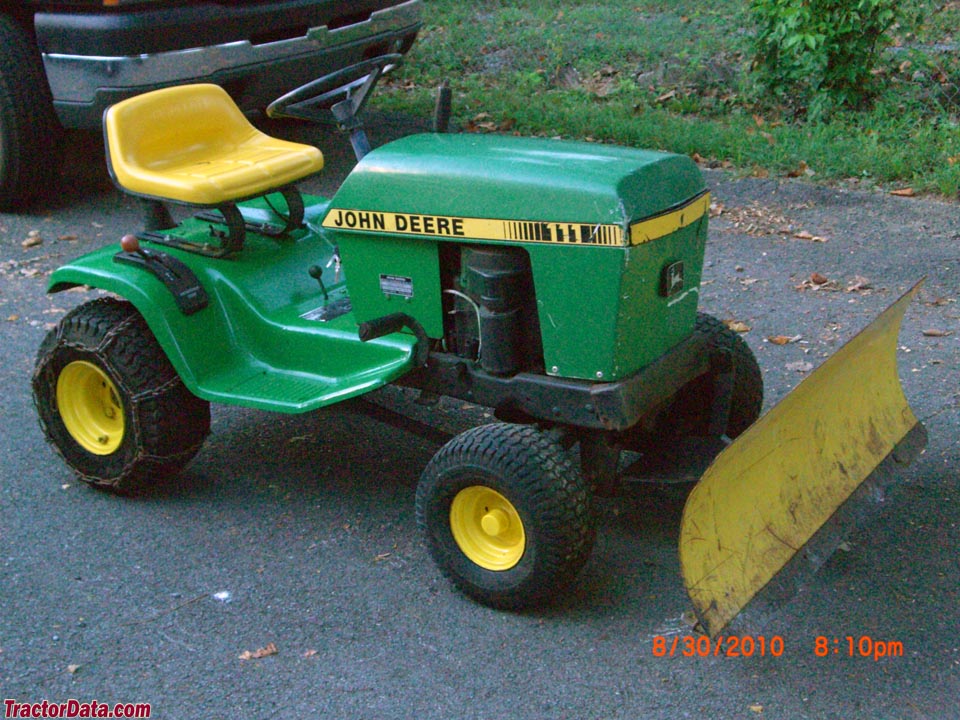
[56,360,125,455]
[450,486,525,571]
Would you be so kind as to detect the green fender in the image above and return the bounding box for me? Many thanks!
[47,242,417,413]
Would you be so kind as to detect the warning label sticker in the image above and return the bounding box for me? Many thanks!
[380,274,414,298]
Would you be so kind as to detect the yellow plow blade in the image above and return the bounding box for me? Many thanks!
[680,282,926,637]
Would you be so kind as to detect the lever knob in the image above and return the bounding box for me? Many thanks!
[120,234,140,253]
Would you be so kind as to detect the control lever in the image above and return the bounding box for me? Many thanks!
[308,265,328,301]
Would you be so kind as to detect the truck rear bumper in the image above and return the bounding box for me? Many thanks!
[38,0,420,127]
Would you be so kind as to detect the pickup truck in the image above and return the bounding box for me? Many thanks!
[0,0,421,211]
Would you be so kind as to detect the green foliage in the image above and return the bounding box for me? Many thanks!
[749,0,899,117]
[376,1,959,198]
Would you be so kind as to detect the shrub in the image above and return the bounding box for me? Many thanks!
[750,0,899,118]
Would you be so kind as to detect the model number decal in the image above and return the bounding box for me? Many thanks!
[323,209,623,246]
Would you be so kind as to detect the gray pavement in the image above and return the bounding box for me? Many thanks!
[1,116,958,719]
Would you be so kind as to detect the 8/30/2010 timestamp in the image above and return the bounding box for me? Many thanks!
[814,636,904,661]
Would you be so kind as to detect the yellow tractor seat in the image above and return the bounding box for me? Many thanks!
[105,84,324,206]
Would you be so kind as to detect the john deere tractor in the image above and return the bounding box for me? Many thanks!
[32,58,925,635]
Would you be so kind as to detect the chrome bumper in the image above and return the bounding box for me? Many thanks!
[42,0,421,127]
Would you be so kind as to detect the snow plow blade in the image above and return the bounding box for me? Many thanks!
[680,283,927,637]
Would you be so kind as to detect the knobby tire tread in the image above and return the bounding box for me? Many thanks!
[417,422,595,609]
[33,297,210,492]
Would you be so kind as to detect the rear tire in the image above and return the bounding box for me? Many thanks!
[0,14,63,210]
[33,298,210,492]
[416,423,595,609]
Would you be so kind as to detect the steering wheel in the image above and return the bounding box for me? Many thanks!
[266,54,403,123]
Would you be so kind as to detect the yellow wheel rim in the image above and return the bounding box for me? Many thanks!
[56,360,125,455]
[450,486,526,571]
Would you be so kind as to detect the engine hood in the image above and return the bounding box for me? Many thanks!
[326,133,706,236]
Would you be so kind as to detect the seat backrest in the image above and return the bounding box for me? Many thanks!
[104,84,258,189]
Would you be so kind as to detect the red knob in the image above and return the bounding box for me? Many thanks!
[120,234,140,253]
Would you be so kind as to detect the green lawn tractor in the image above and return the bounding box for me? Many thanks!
[32,58,926,636]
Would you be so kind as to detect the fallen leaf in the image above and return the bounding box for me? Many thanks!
[922,329,953,337]
[303,649,318,658]
[655,89,676,103]
[373,552,392,562]
[725,320,751,333]
[22,232,43,248]
[794,230,828,242]
[6,315,18,322]
[58,234,79,242]
[890,187,915,197]
[766,334,802,345]
[67,664,81,674]
[717,204,793,236]
[795,272,841,291]
[749,704,764,714]
[239,642,278,660]
[786,160,810,178]
[552,64,582,89]
[845,276,872,293]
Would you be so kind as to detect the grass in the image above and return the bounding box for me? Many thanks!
[376,0,960,198]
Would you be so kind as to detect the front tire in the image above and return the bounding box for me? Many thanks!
[33,298,210,492]
[634,312,763,445]
[677,312,763,438]
[416,423,595,609]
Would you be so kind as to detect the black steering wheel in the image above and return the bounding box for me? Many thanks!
[266,54,403,123]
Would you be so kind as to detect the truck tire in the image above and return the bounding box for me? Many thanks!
[416,423,595,609]
[663,312,764,439]
[33,297,210,492]
[0,14,63,210]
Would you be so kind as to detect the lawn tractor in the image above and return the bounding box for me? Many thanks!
[32,57,926,636]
